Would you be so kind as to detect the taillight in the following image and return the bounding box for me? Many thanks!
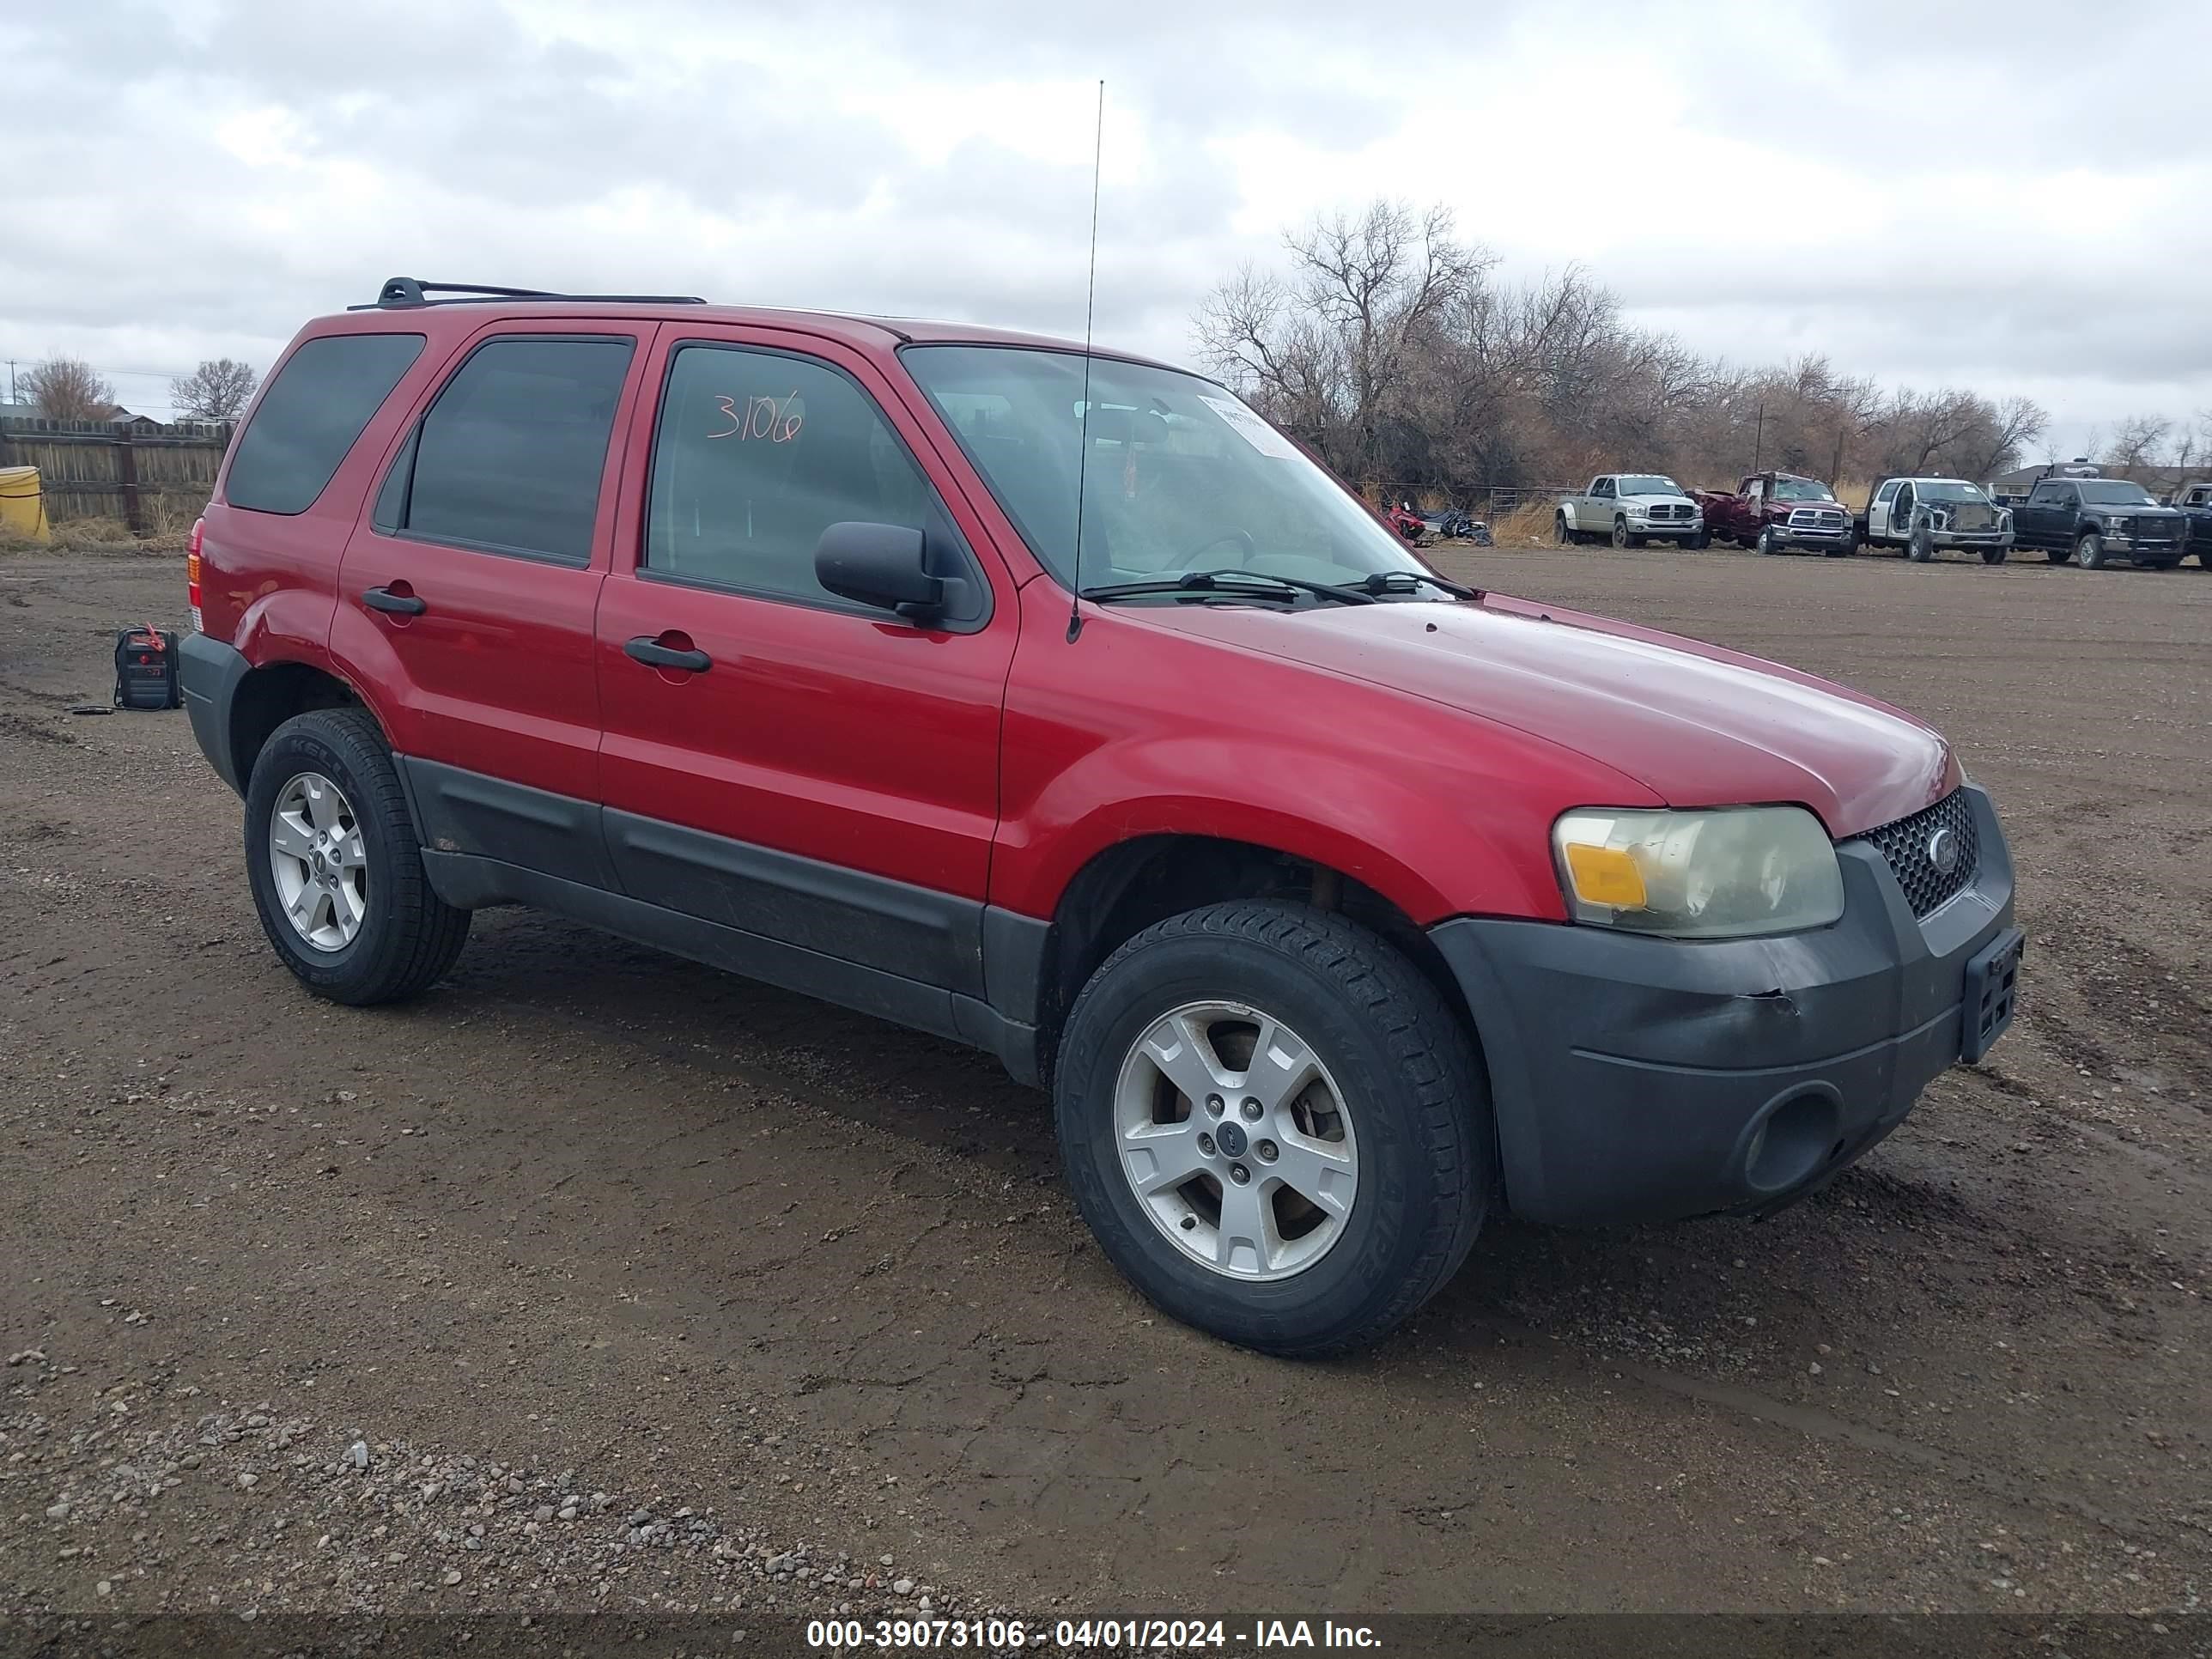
[186,518,204,633]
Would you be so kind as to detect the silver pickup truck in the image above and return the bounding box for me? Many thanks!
[1554,474,1706,549]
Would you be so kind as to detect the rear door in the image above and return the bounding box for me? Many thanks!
[592,324,1018,1019]
[332,324,649,885]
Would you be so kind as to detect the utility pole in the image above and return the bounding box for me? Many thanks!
[1752,399,1765,473]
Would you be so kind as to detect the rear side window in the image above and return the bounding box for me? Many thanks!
[381,336,634,564]
[225,333,425,514]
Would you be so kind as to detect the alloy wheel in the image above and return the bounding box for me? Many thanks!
[268,771,368,951]
[1113,1000,1359,1281]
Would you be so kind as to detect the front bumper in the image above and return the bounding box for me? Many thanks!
[1928,529,2014,550]
[1431,784,2017,1227]
[1771,525,1856,550]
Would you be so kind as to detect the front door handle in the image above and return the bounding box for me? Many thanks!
[625,635,712,673]
[363,584,427,616]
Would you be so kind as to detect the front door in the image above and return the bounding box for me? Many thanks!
[333,327,647,883]
[593,326,1018,1012]
[1869,480,1899,540]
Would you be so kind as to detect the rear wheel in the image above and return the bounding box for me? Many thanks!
[1053,902,1489,1357]
[2076,532,2106,569]
[244,708,471,1005]
[1980,545,2008,565]
[1554,512,1574,545]
[2044,544,2070,564]
[1689,527,1711,550]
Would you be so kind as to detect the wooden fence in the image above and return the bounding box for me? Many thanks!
[0,417,232,536]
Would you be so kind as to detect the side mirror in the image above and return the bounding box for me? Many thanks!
[814,522,942,621]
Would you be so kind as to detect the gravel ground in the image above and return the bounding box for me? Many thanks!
[1,541,2207,1644]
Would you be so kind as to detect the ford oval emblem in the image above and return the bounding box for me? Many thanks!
[1927,825,1960,876]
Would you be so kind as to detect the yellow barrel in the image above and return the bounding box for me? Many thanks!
[0,465,50,543]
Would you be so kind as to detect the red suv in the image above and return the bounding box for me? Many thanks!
[179,278,2022,1355]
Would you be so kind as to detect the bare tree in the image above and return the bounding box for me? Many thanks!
[1961,395,2049,481]
[2105,414,2172,471]
[1198,199,1490,481]
[22,356,115,421]
[172,358,259,422]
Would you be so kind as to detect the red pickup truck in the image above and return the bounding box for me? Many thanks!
[176,277,2021,1356]
[1692,471,1857,556]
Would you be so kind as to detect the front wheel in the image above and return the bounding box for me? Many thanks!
[244,708,471,1005]
[2076,532,2107,569]
[1907,526,1935,562]
[1980,545,2008,565]
[1757,526,1780,556]
[1612,518,1632,549]
[1053,902,1490,1357]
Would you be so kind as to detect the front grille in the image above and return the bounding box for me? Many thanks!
[1790,507,1847,529]
[1650,503,1692,521]
[1857,790,1979,918]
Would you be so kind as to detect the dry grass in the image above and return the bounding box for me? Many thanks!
[141,491,206,543]
[1494,500,1563,547]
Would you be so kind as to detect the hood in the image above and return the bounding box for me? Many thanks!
[1133,595,1956,837]
[1619,492,1696,509]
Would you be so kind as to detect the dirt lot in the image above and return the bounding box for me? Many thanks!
[2,541,2207,1638]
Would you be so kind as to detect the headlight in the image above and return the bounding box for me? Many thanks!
[1552,805,1844,939]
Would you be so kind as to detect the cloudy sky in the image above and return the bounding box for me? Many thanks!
[5,0,2208,460]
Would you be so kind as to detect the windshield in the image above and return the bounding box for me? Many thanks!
[1771,478,1832,501]
[1916,482,1989,502]
[1615,475,1682,496]
[2075,481,2157,505]
[902,345,1430,592]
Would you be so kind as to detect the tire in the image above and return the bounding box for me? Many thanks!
[2044,544,2069,564]
[1053,901,1491,1358]
[1980,545,2008,565]
[1907,526,1935,562]
[1823,537,1854,558]
[1612,518,1632,549]
[2075,532,2106,570]
[1554,512,1573,546]
[1757,526,1780,556]
[1690,527,1711,550]
[243,707,471,1006]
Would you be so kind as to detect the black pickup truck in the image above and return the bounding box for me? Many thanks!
[2167,480,2212,567]
[2008,476,2190,569]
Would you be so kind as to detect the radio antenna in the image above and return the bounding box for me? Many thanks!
[1066,79,1105,644]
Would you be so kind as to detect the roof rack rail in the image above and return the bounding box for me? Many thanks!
[351,277,709,311]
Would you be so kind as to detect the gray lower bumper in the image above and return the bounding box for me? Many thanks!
[1431,785,2017,1227]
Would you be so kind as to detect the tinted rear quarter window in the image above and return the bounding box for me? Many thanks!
[389,337,634,564]
[225,333,426,514]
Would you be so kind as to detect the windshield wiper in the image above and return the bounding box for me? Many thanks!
[1359,569,1483,601]
[1080,568,1377,605]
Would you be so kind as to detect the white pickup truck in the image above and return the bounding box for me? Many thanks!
[1859,476,2014,564]
[1554,474,1706,549]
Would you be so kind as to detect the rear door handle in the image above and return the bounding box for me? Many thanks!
[625,635,712,673]
[363,585,427,616]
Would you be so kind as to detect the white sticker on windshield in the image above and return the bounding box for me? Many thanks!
[1200,395,1299,459]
